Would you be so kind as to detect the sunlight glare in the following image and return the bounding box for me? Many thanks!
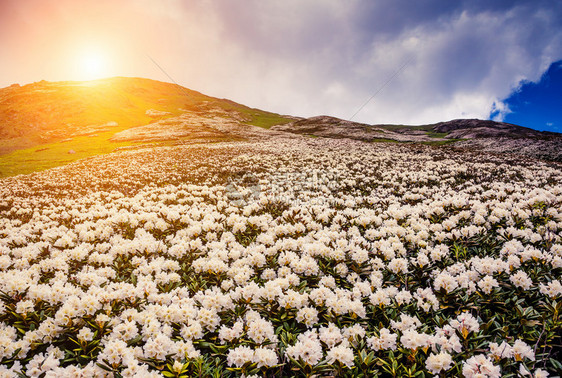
[77,49,108,80]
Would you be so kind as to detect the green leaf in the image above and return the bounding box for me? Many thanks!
[550,358,562,372]
[521,319,541,327]
[96,363,114,372]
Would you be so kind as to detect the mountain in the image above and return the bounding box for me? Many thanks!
[0,77,295,176]
[0,77,294,145]
[272,116,562,162]
[1,77,561,178]
[430,119,556,138]
[271,116,441,143]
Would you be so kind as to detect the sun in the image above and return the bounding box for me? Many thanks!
[76,49,109,80]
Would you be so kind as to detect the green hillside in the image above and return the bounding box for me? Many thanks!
[0,77,293,177]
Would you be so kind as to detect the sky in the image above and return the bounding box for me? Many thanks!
[491,60,562,132]
[1,0,561,131]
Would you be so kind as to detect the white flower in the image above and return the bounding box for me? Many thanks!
[175,340,200,360]
[143,334,174,360]
[425,351,453,374]
[101,339,128,366]
[343,324,366,345]
[450,312,479,337]
[390,314,421,331]
[319,323,343,348]
[15,300,35,314]
[510,270,533,290]
[462,354,501,378]
[519,363,549,377]
[326,344,354,367]
[430,244,449,262]
[253,347,278,368]
[296,307,319,328]
[77,327,94,343]
[488,341,512,360]
[335,262,348,276]
[478,275,499,294]
[319,276,336,289]
[226,345,254,368]
[400,329,431,350]
[394,289,413,305]
[285,331,324,366]
[539,280,562,298]
[246,316,277,344]
[388,256,409,274]
[111,321,139,342]
[370,289,391,307]
[218,321,243,344]
[180,321,204,340]
[197,308,220,332]
[366,328,397,351]
[512,339,535,361]
[434,272,459,293]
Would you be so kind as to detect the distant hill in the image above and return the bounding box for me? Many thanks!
[1,77,560,178]
[430,119,555,138]
[272,116,562,162]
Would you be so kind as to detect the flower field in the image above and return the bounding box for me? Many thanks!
[0,137,561,377]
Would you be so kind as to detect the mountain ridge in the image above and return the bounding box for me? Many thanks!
[430,118,558,138]
[0,77,293,141]
[0,77,295,176]
[0,77,561,177]
[271,115,562,161]
[273,115,560,139]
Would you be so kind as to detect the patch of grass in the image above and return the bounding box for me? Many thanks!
[244,112,293,129]
[202,99,293,129]
[0,77,296,177]
[377,124,435,132]
[426,131,449,138]
[370,138,403,143]
[0,129,148,177]
[422,138,463,146]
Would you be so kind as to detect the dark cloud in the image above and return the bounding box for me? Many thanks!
[1,0,561,125]
[188,0,562,123]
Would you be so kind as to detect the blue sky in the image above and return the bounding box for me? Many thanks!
[492,61,562,133]
[1,0,562,130]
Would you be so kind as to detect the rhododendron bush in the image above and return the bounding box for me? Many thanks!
[0,138,561,377]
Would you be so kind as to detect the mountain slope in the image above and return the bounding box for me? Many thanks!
[0,77,294,176]
[271,116,453,143]
[430,118,554,138]
[1,77,561,178]
[273,116,562,161]
[0,77,293,141]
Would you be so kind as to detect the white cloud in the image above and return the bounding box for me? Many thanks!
[1,0,561,126]
[161,1,562,125]
[490,101,512,122]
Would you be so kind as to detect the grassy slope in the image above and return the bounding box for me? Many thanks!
[376,124,434,132]
[0,77,293,177]
[375,123,463,144]
[0,131,148,177]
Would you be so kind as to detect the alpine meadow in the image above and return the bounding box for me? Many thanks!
[1,1,562,377]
